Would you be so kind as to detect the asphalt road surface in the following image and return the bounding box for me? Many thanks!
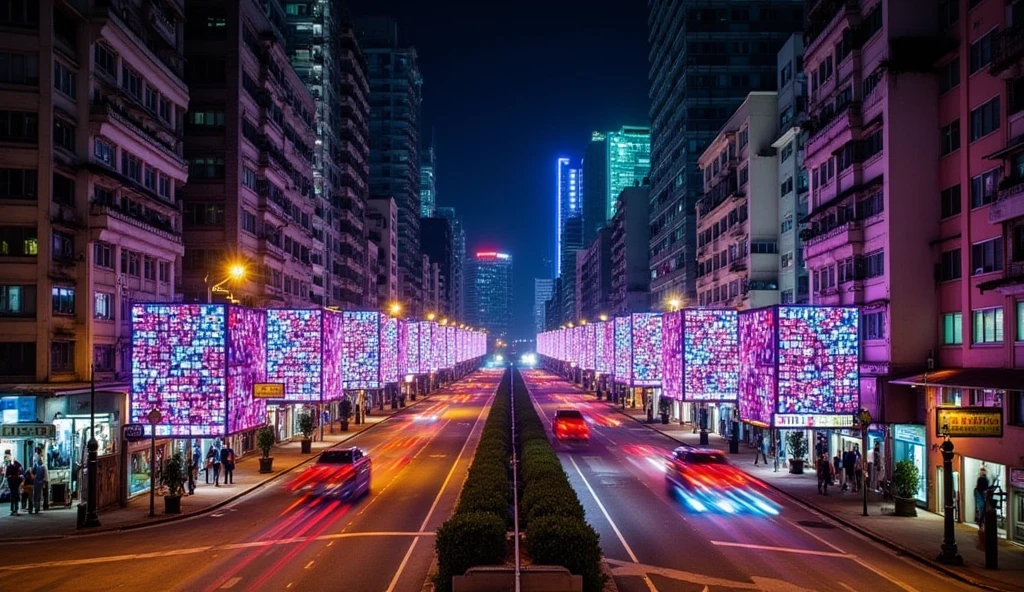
[521,369,976,592]
[0,370,504,592]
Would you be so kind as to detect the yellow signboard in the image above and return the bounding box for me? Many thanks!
[936,407,1003,438]
[253,383,285,399]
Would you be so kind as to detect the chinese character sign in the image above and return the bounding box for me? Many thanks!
[266,309,323,402]
[381,315,399,384]
[342,311,381,389]
[631,313,662,386]
[738,307,776,427]
[614,317,631,383]
[661,311,683,400]
[226,306,267,434]
[321,309,344,400]
[776,306,859,416]
[132,304,228,437]
[683,309,739,401]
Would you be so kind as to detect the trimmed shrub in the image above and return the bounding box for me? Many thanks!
[526,515,605,592]
[434,511,507,592]
[524,487,585,526]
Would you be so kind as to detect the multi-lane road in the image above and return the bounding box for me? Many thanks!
[0,370,504,592]
[522,369,975,592]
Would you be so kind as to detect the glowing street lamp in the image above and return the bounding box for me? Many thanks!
[668,298,682,312]
[427,312,436,321]
[598,314,608,322]
[388,302,402,316]
[207,262,247,303]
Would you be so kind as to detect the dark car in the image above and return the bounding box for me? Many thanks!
[553,409,590,446]
[303,447,371,500]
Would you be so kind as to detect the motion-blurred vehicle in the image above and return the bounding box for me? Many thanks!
[664,446,779,515]
[553,409,590,446]
[304,447,371,500]
[665,447,731,492]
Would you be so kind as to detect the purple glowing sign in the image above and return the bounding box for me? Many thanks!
[445,326,456,368]
[227,306,267,434]
[613,317,631,383]
[776,306,859,417]
[683,309,739,401]
[321,309,344,401]
[661,311,682,400]
[431,322,445,371]
[401,321,416,375]
[131,304,228,437]
[738,307,777,427]
[381,315,398,384]
[419,322,433,373]
[631,313,662,386]
[342,311,381,389]
[596,322,614,374]
[266,309,323,402]
[583,323,597,370]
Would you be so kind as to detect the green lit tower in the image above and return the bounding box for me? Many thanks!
[606,126,650,221]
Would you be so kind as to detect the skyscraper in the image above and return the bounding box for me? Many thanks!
[465,251,513,345]
[420,144,436,218]
[355,17,424,313]
[420,217,453,316]
[647,1,803,304]
[435,206,465,321]
[606,126,651,221]
[533,278,555,334]
[556,157,581,276]
[582,133,609,243]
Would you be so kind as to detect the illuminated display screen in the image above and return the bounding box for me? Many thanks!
[445,326,456,368]
[226,307,267,434]
[776,306,859,418]
[583,323,596,370]
[418,322,432,373]
[342,311,381,389]
[596,322,614,374]
[631,313,662,386]
[431,322,445,371]
[131,304,228,437]
[400,321,413,375]
[321,309,344,401]
[381,316,398,384]
[661,311,682,400]
[266,309,323,402]
[613,317,631,383]
[738,308,777,427]
[683,309,739,401]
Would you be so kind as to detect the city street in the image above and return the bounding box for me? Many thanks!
[0,370,503,592]
[521,369,976,592]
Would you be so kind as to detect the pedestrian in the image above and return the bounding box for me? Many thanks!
[31,460,46,513]
[5,459,22,515]
[191,442,202,480]
[205,444,216,484]
[842,448,855,492]
[221,444,235,485]
[187,456,196,495]
[854,451,863,493]
[871,441,882,491]
[212,439,223,486]
[817,454,831,495]
[20,465,34,514]
[832,454,842,486]
[974,466,990,525]
[754,432,768,465]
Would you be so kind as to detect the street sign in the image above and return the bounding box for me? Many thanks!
[0,423,56,439]
[935,407,1003,438]
[123,424,146,442]
[146,408,163,426]
[253,382,285,399]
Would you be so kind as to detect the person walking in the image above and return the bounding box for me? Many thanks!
[20,466,34,514]
[842,447,855,492]
[5,460,22,515]
[974,466,990,525]
[212,438,223,486]
[221,444,235,485]
[754,432,768,465]
[853,449,864,493]
[817,454,831,495]
[205,444,216,484]
[31,460,45,514]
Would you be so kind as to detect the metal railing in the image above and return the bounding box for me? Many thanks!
[510,367,521,592]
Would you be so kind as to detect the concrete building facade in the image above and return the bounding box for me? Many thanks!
[366,196,398,306]
[465,251,513,346]
[610,185,651,315]
[575,228,612,322]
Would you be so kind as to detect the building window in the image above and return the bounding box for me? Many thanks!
[93,138,115,167]
[940,184,961,218]
[94,241,113,268]
[187,110,225,127]
[183,203,225,226]
[943,312,963,345]
[970,29,998,74]
[780,177,794,195]
[0,52,39,85]
[940,120,960,155]
[53,119,75,152]
[158,174,171,199]
[862,311,886,340]
[969,96,1001,142]
[940,248,962,281]
[242,209,257,234]
[189,156,225,179]
[781,252,793,268]
[242,166,257,190]
[94,291,113,320]
[144,165,157,191]
[0,168,36,200]
[0,285,34,316]
[51,341,74,373]
[972,307,1003,344]
[1018,301,1024,341]
[93,345,115,372]
[864,250,884,278]
[94,43,117,77]
[159,97,171,123]
[121,152,142,183]
[0,226,38,256]
[940,0,958,28]
[0,110,38,143]
[54,61,75,98]
[939,57,960,94]
[143,256,155,281]
[0,342,34,376]
[739,128,748,148]
[1010,391,1024,427]
[121,250,140,277]
[52,173,73,207]
[971,237,1003,275]
[51,286,75,315]
[52,230,74,261]
[121,64,142,99]
[159,261,170,283]
[970,169,1000,208]
[143,85,159,112]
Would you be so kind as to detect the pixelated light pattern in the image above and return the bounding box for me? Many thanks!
[401,321,415,374]
[381,315,399,384]
[267,309,323,402]
[776,306,859,415]
[320,309,344,401]
[661,311,683,400]
[227,306,267,433]
[431,322,445,371]
[445,326,456,369]
[631,313,662,386]
[683,309,739,401]
[738,307,777,427]
[583,323,597,370]
[418,322,432,373]
[595,322,612,374]
[614,317,631,383]
[132,304,228,437]
[342,311,381,389]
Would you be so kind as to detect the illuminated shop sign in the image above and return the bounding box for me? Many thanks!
[935,407,1003,438]
[774,414,855,429]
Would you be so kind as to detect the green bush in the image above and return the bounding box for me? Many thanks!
[434,511,507,592]
[526,515,605,592]
[893,459,920,499]
[524,487,585,526]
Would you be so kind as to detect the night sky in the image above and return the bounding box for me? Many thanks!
[349,0,650,340]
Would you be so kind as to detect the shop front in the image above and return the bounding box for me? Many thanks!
[0,395,56,505]
[1011,467,1024,544]
[892,424,926,502]
[127,438,167,498]
[44,389,124,507]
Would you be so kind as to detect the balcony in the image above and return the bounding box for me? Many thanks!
[978,261,1024,295]
[90,97,183,163]
[729,259,748,273]
[992,23,1024,79]
[803,220,863,260]
[990,178,1024,224]
[257,235,286,260]
[805,0,859,50]
[697,173,742,218]
[805,102,861,158]
[89,203,181,244]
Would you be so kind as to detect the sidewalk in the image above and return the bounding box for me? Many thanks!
[0,397,429,542]
[593,393,1024,591]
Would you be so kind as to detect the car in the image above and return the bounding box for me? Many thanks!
[303,447,371,500]
[664,447,733,494]
[664,446,780,515]
[553,409,590,446]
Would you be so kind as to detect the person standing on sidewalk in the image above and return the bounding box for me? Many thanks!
[31,460,45,513]
[212,438,223,486]
[20,465,33,514]
[853,448,863,493]
[974,466,990,525]
[817,454,831,495]
[6,460,23,515]
[754,432,768,465]
[221,445,235,485]
[842,447,855,492]
[205,444,217,484]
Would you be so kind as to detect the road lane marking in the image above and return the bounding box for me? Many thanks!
[384,387,496,592]
[219,577,240,589]
[605,559,817,592]
[304,561,314,569]
[709,540,848,558]
[839,583,856,592]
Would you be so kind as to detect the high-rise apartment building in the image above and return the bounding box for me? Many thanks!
[420,144,436,218]
[367,196,398,306]
[182,1,316,309]
[284,1,370,308]
[420,217,453,316]
[435,206,465,321]
[533,278,555,334]
[465,251,513,345]
[0,1,188,389]
[610,185,651,315]
[696,93,779,310]
[647,1,803,304]
[560,216,584,322]
[576,228,612,321]
[556,157,581,276]
[355,17,423,313]
[582,132,608,242]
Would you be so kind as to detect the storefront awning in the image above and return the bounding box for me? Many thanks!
[890,368,1024,391]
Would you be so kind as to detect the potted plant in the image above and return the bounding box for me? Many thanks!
[786,431,808,474]
[892,460,919,517]
[339,398,352,432]
[298,411,315,454]
[162,452,187,514]
[257,425,276,473]
[659,397,671,425]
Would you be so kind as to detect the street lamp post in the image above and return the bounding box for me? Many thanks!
[936,431,963,565]
[147,408,163,518]
[83,365,101,527]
